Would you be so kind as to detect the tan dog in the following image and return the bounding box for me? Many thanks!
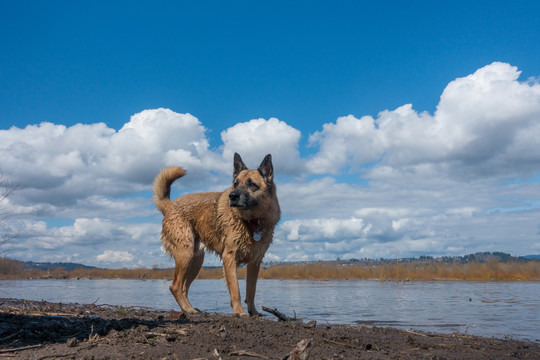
[153,153,280,316]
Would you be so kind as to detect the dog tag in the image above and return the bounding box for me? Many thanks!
[253,231,262,241]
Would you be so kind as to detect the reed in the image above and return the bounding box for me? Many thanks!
[255,259,540,282]
[1,257,539,281]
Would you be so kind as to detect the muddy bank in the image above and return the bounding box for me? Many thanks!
[0,298,538,359]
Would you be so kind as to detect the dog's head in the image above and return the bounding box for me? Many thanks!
[228,153,274,212]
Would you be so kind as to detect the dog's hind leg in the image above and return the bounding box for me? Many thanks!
[170,262,199,314]
[183,248,204,301]
[168,229,199,314]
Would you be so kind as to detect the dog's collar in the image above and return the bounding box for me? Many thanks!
[249,218,264,232]
[249,218,264,241]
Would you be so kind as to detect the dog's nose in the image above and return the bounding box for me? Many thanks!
[229,191,240,202]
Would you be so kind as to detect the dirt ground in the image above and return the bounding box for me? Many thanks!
[0,298,538,359]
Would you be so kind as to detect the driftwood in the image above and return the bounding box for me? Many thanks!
[282,339,312,360]
[261,306,296,322]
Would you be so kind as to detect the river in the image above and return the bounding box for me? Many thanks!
[1,279,538,342]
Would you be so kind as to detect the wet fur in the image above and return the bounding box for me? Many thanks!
[153,153,280,316]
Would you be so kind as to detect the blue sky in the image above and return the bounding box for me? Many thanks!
[3,1,539,136]
[1,1,540,267]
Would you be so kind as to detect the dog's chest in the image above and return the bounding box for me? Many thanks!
[236,235,270,263]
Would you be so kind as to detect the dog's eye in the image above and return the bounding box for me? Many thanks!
[233,180,239,188]
[247,178,259,190]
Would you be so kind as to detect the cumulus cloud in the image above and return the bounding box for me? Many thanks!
[1,108,222,185]
[221,118,303,175]
[269,201,540,262]
[268,171,540,261]
[97,250,134,264]
[279,217,368,242]
[1,216,163,268]
[0,111,307,218]
[307,114,384,174]
[0,110,308,266]
[0,109,229,218]
[13,218,157,250]
[2,62,539,267]
[307,62,540,180]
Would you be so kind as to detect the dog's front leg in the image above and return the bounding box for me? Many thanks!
[245,261,261,316]
[222,252,247,316]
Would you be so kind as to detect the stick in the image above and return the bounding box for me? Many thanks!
[261,306,295,322]
[0,344,43,354]
[229,350,269,359]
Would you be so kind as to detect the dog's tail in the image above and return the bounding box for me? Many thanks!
[153,166,186,214]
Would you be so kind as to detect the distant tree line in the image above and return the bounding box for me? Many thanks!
[416,252,530,264]
[2,251,539,281]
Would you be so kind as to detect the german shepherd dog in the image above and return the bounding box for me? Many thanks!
[153,153,280,316]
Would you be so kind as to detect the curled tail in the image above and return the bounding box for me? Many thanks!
[153,167,186,214]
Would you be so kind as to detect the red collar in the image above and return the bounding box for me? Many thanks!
[249,218,264,232]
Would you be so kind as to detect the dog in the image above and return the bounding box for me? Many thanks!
[153,153,280,316]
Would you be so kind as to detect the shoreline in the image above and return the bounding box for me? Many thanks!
[1,298,539,359]
[2,276,540,282]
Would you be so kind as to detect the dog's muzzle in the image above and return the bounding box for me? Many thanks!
[229,190,243,208]
[229,190,256,209]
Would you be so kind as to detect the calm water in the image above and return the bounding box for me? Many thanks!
[1,279,538,342]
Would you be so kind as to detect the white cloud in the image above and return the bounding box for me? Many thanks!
[2,62,540,267]
[307,62,540,180]
[97,250,134,264]
[221,117,303,175]
[279,217,368,242]
[307,114,384,174]
[0,108,224,197]
[1,216,164,268]
[269,171,540,261]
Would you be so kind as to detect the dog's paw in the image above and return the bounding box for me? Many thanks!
[234,311,249,318]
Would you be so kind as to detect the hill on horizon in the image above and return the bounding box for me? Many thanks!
[24,261,96,272]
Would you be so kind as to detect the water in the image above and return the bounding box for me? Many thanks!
[1,279,538,342]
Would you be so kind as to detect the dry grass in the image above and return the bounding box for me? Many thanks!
[1,257,539,281]
[258,259,540,281]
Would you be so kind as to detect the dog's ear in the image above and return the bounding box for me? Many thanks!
[258,154,273,183]
[233,153,247,178]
